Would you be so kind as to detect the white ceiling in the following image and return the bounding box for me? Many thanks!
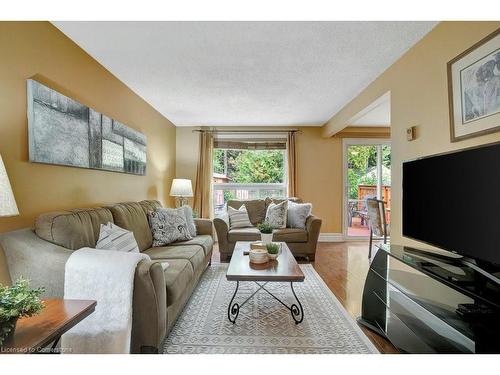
[53,21,436,127]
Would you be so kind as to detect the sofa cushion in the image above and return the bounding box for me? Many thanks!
[228,227,261,242]
[227,205,252,229]
[265,197,302,208]
[35,207,114,250]
[227,199,266,226]
[174,235,214,256]
[272,228,308,243]
[144,245,205,274]
[96,223,140,253]
[161,259,194,307]
[287,201,312,229]
[148,207,193,247]
[138,200,163,215]
[107,202,158,251]
[265,201,288,229]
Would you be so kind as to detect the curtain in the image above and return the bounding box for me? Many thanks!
[193,131,214,218]
[287,132,297,198]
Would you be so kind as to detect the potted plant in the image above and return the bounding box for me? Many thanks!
[266,243,280,260]
[257,222,274,245]
[0,278,45,345]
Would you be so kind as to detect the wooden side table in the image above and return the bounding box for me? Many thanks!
[1,299,96,354]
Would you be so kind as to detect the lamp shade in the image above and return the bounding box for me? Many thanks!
[170,179,193,197]
[0,155,19,217]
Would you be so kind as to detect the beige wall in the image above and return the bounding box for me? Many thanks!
[176,126,388,233]
[323,21,500,246]
[0,22,177,233]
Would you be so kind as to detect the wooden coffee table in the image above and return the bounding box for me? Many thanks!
[226,241,305,324]
[1,299,96,354]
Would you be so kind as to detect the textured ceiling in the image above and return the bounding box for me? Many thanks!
[53,21,436,127]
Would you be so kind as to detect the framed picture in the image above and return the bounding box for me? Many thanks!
[27,79,147,175]
[448,28,500,142]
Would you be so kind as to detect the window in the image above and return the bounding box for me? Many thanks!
[212,139,287,216]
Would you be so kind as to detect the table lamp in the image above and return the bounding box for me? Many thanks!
[0,154,19,217]
[170,179,193,207]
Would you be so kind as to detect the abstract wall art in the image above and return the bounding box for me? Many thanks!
[27,79,147,175]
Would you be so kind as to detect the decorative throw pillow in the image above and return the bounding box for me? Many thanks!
[148,207,193,247]
[287,201,312,229]
[96,222,140,253]
[265,200,288,229]
[227,205,252,229]
[181,205,197,238]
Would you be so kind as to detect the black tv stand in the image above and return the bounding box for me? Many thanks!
[358,244,500,353]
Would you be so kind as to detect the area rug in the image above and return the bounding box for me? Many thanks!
[163,264,378,354]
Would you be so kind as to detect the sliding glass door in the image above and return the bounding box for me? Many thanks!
[343,139,391,239]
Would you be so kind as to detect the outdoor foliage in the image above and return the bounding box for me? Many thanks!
[213,149,284,183]
[347,145,391,199]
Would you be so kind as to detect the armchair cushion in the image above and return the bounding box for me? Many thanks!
[227,205,252,229]
[227,199,266,225]
[287,201,312,229]
[228,227,260,242]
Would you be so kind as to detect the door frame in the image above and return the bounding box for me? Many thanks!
[342,138,391,240]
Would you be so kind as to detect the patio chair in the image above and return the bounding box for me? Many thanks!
[366,197,389,259]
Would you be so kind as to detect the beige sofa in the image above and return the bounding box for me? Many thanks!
[214,198,321,262]
[0,200,213,353]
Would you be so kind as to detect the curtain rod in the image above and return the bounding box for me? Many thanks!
[191,129,301,134]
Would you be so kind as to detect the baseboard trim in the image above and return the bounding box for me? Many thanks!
[318,233,344,242]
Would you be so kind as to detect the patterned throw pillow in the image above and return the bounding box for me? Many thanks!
[265,200,288,229]
[181,205,197,238]
[148,207,193,247]
[96,222,140,253]
[227,205,252,229]
[287,201,312,229]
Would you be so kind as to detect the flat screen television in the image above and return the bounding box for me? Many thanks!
[403,142,500,266]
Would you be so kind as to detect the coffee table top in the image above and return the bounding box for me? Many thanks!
[226,241,305,282]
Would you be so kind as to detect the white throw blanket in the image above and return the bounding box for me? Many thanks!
[61,247,150,354]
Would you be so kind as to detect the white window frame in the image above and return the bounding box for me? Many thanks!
[212,133,289,215]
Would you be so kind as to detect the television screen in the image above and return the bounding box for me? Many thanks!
[403,142,500,266]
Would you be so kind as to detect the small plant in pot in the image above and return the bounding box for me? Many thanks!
[257,222,274,245]
[0,278,45,345]
[266,243,280,260]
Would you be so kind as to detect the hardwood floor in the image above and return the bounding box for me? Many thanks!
[211,241,398,354]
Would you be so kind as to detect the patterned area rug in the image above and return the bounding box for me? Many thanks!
[163,264,378,354]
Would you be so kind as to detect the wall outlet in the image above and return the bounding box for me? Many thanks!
[406,126,416,141]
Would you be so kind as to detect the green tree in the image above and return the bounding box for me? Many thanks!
[232,150,284,183]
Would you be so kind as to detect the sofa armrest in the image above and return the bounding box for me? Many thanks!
[131,259,167,353]
[306,215,322,244]
[213,217,229,246]
[0,228,72,297]
[194,218,213,236]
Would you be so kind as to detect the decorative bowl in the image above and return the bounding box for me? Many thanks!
[249,248,269,264]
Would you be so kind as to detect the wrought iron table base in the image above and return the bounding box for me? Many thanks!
[227,281,304,324]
